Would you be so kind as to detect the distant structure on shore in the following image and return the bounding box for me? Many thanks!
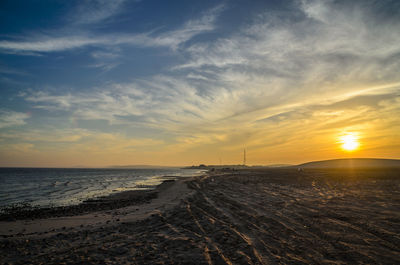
[243,148,246,166]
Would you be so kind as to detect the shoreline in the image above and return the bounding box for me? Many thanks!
[0,176,197,237]
[0,179,175,221]
[0,173,190,222]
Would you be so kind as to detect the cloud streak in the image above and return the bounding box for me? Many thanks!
[0,4,224,54]
[69,0,128,25]
[0,110,30,129]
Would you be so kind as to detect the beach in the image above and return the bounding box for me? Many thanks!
[1,168,400,264]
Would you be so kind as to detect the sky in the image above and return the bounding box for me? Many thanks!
[0,0,399,167]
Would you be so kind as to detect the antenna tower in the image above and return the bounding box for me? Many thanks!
[243,148,246,166]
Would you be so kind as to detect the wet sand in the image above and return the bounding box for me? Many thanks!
[1,168,400,264]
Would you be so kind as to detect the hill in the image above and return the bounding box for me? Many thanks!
[297,158,400,169]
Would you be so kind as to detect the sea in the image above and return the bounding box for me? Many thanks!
[0,167,203,209]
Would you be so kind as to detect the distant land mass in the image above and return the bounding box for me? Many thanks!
[108,165,178,169]
[265,164,293,168]
[184,164,249,169]
[297,158,400,168]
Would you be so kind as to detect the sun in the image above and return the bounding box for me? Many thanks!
[339,133,359,151]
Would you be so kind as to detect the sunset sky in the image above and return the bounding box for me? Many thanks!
[0,0,399,167]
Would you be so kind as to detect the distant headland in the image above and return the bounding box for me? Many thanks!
[296,158,400,168]
[185,158,400,170]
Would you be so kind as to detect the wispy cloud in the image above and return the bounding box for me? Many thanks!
[174,0,400,114]
[0,110,30,128]
[0,128,90,143]
[87,49,121,71]
[0,4,224,54]
[23,76,211,126]
[0,36,101,52]
[69,0,128,25]
[91,50,120,59]
[147,4,225,50]
[19,1,400,126]
[20,0,400,160]
[87,62,120,72]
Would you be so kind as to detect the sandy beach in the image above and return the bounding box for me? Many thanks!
[1,168,400,264]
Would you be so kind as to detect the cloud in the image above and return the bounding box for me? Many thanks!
[87,61,120,72]
[0,110,30,128]
[0,128,89,143]
[1,143,35,153]
[0,127,162,148]
[19,0,400,138]
[147,4,225,50]
[0,36,101,52]
[70,0,128,25]
[91,50,120,59]
[87,47,122,72]
[179,0,400,72]
[0,4,224,54]
[256,90,400,125]
[23,76,212,126]
[171,0,400,117]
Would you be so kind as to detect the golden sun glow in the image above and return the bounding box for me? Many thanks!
[339,133,360,151]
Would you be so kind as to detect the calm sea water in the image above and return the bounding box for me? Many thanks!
[0,168,202,208]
